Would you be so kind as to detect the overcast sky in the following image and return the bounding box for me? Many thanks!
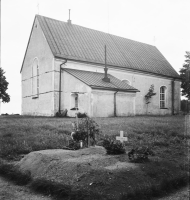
[1,0,190,114]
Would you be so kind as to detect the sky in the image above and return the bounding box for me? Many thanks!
[1,0,190,114]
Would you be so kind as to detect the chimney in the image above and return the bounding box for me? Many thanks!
[102,45,110,82]
[67,9,72,25]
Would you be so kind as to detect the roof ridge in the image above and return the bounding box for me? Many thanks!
[36,14,156,48]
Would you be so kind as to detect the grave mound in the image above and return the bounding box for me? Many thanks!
[16,146,137,186]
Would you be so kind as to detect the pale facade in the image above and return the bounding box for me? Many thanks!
[21,15,181,117]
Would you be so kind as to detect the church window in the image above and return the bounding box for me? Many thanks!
[70,93,79,110]
[160,86,167,108]
[37,66,39,96]
[122,79,131,85]
[32,58,39,98]
[75,94,78,108]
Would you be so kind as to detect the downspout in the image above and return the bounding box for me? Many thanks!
[59,60,67,114]
[171,79,175,115]
[114,90,119,117]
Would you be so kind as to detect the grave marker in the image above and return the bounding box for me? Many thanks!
[116,131,128,143]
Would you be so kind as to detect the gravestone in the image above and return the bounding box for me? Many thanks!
[116,131,128,143]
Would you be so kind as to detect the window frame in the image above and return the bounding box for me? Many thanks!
[160,86,167,109]
[70,93,79,110]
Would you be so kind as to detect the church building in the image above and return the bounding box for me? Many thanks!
[20,15,181,117]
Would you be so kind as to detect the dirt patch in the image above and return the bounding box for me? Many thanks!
[105,161,138,170]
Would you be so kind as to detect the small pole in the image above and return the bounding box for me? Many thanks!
[67,9,71,24]
[87,119,89,147]
[76,111,78,130]
[102,45,110,82]
[104,45,108,78]
[105,45,107,69]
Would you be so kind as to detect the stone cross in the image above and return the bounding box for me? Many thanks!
[116,131,128,143]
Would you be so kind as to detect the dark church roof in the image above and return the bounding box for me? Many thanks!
[64,68,139,92]
[36,15,179,78]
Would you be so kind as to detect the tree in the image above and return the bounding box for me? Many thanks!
[144,84,156,114]
[0,67,10,103]
[179,51,190,99]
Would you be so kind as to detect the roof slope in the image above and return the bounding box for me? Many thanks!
[64,68,139,92]
[37,15,179,78]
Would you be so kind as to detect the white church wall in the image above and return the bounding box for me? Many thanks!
[116,92,136,116]
[61,71,92,117]
[54,60,180,115]
[21,18,55,116]
[22,93,54,116]
[91,90,136,117]
[54,61,137,117]
[109,70,178,115]
[54,59,103,73]
[55,60,137,117]
[91,90,115,117]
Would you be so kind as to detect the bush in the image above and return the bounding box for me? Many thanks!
[55,109,68,117]
[72,116,100,147]
[181,100,190,113]
[77,112,87,118]
[67,140,80,150]
[72,131,88,142]
[102,138,126,154]
[128,146,154,162]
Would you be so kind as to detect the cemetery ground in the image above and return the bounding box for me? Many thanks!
[0,115,189,200]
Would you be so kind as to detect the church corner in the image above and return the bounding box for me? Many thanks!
[20,16,55,116]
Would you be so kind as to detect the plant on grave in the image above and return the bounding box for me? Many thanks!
[71,115,100,147]
[144,84,156,114]
[102,136,126,154]
[67,139,81,150]
[128,145,155,162]
[77,112,87,118]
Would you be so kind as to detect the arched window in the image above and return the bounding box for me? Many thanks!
[32,58,39,98]
[122,79,131,85]
[160,86,167,108]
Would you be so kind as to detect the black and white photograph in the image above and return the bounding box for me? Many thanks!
[0,0,190,199]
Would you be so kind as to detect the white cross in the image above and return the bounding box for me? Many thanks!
[116,131,128,143]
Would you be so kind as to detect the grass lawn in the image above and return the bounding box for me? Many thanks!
[0,115,189,199]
